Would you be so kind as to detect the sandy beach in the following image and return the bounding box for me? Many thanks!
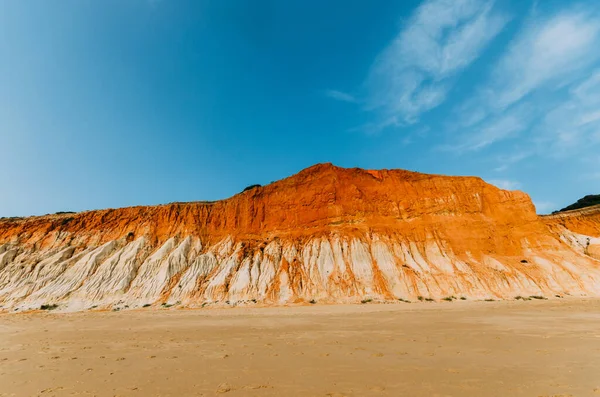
[1,299,600,396]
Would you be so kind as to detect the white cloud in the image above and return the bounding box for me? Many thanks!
[538,70,600,155]
[365,0,508,126]
[494,150,533,172]
[441,102,533,152]
[449,7,600,159]
[486,179,521,190]
[578,110,600,126]
[465,109,527,150]
[324,89,357,103]
[453,97,490,128]
[492,10,600,109]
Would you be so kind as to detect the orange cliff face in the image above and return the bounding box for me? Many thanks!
[0,163,538,248]
[543,205,600,261]
[0,163,599,312]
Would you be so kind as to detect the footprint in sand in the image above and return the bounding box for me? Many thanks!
[216,383,233,393]
[39,386,65,394]
[243,385,272,390]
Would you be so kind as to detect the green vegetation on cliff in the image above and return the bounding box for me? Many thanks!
[556,195,600,213]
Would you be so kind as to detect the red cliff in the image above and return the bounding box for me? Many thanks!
[1,164,599,312]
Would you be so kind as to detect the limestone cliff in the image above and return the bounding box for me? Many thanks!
[1,163,599,312]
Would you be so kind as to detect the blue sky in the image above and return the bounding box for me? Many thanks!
[1,0,599,217]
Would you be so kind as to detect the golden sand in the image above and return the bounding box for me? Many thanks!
[1,299,600,396]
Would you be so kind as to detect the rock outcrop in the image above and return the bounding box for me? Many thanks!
[1,163,599,312]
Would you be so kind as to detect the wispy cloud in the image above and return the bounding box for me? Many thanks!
[364,0,509,126]
[493,150,533,172]
[491,10,600,109]
[449,6,600,160]
[440,102,533,152]
[537,70,600,155]
[324,89,358,103]
[486,178,522,190]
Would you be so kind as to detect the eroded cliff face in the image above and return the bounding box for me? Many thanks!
[1,163,599,312]
[543,205,600,261]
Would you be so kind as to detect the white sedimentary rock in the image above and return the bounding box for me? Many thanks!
[0,229,599,312]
